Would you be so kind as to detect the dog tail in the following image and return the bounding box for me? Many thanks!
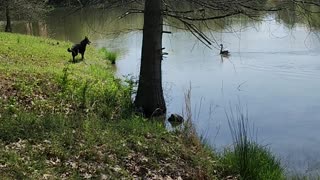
[67,48,72,53]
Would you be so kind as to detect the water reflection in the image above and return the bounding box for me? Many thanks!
[1,3,320,40]
[1,6,320,174]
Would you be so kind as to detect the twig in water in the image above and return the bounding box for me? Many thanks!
[237,81,247,91]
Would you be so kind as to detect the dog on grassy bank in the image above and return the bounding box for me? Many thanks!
[67,36,91,62]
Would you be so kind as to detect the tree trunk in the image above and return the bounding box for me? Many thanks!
[134,0,166,117]
[5,1,12,32]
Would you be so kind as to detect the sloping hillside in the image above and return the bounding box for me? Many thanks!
[0,33,223,179]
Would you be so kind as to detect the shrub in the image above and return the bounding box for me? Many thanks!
[220,105,284,180]
[99,47,118,64]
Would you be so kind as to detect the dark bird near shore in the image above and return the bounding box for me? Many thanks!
[220,44,229,56]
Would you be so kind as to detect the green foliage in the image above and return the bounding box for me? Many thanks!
[220,107,284,180]
[0,110,221,179]
[0,33,220,179]
[60,66,70,91]
[0,32,132,119]
[0,112,65,142]
[99,47,118,64]
[222,142,284,180]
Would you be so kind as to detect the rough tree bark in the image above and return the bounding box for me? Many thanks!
[134,0,166,117]
[5,1,12,32]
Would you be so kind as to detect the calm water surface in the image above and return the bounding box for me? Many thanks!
[2,8,320,173]
[114,23,320,173]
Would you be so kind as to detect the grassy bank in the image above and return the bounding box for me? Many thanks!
[0,32,283,179]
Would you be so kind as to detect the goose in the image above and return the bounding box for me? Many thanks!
[220,44,229,56]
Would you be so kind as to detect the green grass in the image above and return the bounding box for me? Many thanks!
[219,106,284,180]
[0,32,296,179]
[0,112,221,179]
[0,32,221,179]
[0,32,130,119]
[99,47,118,64]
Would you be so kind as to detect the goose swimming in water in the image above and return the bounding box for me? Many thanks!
[219,44,229,56]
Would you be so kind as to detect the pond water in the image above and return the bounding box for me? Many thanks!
[2,7,320,174]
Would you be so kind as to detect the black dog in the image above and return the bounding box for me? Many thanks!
[67,36,91,62]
